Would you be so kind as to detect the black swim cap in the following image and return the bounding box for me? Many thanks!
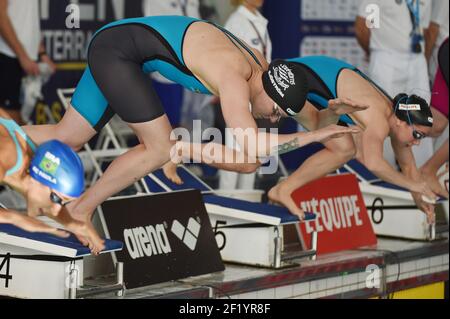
[262,60,309,116]
[393,93,433,127]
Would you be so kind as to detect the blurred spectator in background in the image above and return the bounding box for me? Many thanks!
[425,0,449,81]
[422,1,449,198]
[143,0,201,19]
[0,0,56,125]
[218,0,273,191]
[355,0,433,168]
[421,38,448,198]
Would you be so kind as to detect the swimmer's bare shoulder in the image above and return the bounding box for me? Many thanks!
[183,22,253,94]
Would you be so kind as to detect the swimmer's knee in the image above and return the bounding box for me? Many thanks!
[58,138,84,152]
[49,123,85,151]
[143,139,175,162]
[340,144,357,161]
[431,120,448,137]
[327,137,356,161]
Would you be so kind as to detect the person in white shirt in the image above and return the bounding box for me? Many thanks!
[219,0,272,191]
[425,0,449,80]
[0,0,55,124]
[143,0,201,18]
[225,0,272,63]
[355,0,433,168]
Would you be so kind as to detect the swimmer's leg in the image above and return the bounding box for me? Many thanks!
[268,135,356,218]
[429,107,448,138]
[22,105,97,150]
[69,115,175,221]
[269,103,356,218]
[421,139,449,198]
[420,108,449,198]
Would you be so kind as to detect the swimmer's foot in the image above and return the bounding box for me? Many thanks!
[268,185,305,220]
[68,221,105,255]
[162,162,183,185]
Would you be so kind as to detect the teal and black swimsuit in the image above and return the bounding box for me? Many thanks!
[71,15,262,132]
[288,56,392,125]
[0,118,36,176]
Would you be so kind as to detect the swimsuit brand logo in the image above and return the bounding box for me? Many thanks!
[171,218,201,251]
[123,224,172,259]
[398,104,421,111]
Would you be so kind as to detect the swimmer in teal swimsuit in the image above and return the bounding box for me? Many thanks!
[0,109,105,254]
[167,55,439,222]
[268,56,439,221]
[23,16,363,222]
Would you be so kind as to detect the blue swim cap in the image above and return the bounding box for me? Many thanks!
[29,140,84,198]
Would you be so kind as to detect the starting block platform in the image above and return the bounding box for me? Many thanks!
[144,166,213,194]
[0,222,124,299]
[144,166,318,269]
[341,160,449,241]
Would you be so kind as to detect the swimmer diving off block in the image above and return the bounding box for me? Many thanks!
[22,16,364,225]
[0,109,105,254]
[166,55,439,223]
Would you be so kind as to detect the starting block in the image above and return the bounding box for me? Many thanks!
[144,166,318,269]
[340,160,449,241]
[0,222,124,299]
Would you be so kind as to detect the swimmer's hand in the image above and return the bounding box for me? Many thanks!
[411,181,438,203]
[315,124,362,143]
[163,161,183,185]
[6,212,70,238]
[411,192,436,224]
[328,98,370,116]
[410,181,438,224]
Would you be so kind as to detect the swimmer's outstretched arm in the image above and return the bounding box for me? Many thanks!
[294,98,369,131]
[323,98,369,128]
[218,75,360,159]
[0,207,70,237]
[357,124,436,219]
[169,123,359,174]
[170,141,261,172]
[390,136,436,222]
[26,197,105,255]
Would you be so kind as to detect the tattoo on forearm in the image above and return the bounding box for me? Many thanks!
[273,138,300,155]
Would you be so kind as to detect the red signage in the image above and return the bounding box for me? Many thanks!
[292,174,377,255]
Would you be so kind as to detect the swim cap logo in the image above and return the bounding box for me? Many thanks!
[268,70,285,98]
[398,104,421,111]
[274,64,295,91]
[428,117,434,124]
[39,152,61,176]
[285,108,297,116]
[269,63,296,99]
